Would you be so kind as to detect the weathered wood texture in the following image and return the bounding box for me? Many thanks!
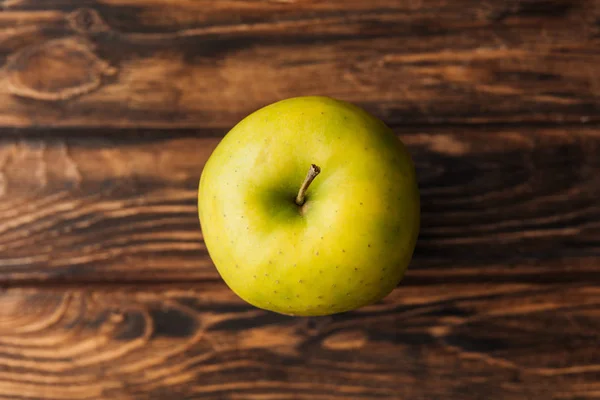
[0,126,598,284]
[2,1,600,399]
[1,0,600,128]
[0,283,598,400]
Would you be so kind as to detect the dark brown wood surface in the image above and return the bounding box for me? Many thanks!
[1,0,600,399]
[2,0,600,128]
[0,126,599,286]
[1,283,599,400]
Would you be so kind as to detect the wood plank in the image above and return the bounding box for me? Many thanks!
[0,283,598,399]
[1,0,600,128]
[0,126,598,284]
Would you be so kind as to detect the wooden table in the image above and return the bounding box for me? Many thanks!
[1,1,599,399]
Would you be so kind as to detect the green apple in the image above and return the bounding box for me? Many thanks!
[198,96,419,316]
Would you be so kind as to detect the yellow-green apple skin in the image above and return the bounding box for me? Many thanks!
[198,96,420,316]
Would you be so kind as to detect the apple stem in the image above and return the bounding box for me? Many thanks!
[296,164,321,206]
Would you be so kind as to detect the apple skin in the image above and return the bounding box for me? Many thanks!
[198,96,419,316]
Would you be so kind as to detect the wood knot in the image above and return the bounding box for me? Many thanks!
[67,8,111,34]
[6,37,117,101]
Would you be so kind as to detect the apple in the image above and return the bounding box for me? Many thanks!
[198,96,420,316]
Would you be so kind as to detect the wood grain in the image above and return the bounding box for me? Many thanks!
[2,2,599,398]
[0,126,598,284]
[0,283,598,400]
[1,0,600,128]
